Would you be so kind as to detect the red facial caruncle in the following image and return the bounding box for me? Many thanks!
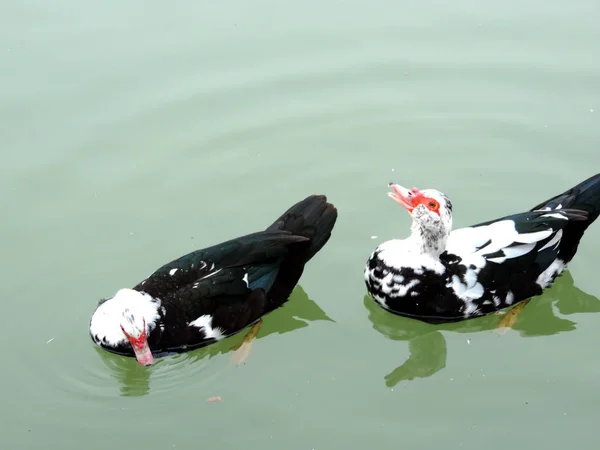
[388,183,440,214]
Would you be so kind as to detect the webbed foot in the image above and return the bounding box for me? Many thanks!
[495,299,530,335]
[232,319,263,365]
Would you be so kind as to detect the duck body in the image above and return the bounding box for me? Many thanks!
[90,195,337,364]
[365,174,600,323]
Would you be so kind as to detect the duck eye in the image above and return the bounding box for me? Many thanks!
[428,201,437,209]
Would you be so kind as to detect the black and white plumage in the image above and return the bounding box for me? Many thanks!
[364,174,600,323]
[89,195,337,365]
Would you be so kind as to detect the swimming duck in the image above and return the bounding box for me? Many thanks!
[90,195,337,365]
[365,174,600,323]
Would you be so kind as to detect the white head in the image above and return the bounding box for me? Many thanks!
[89,288,161,366]
[387,183,453,256]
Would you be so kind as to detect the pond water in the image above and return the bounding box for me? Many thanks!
[2,1,600,449]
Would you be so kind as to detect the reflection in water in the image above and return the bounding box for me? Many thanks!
[94,346,153,397]
[94,285,333,397]
[384,331,447,387]
[364,271,600,387]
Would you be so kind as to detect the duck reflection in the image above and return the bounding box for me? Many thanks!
[94,285,333,397]
[364,270,600,387]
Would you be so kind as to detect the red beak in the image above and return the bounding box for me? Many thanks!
[128,332,154,366]
[387,183,421,212]
[121,319,154,366]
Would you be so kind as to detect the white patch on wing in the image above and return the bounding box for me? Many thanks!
[487,243,536,264]
[189,314,224,340]
[89,289,161,347]
[502,243,536,259]
[513,229,553,244]
[536,259,565,288]
[541,213,567,220]
[447,219,553,268]
[539,229,562,252]
[199,268,222,280]
[169,268,178,276]
[242,273,249,287]
[445,219,564,307]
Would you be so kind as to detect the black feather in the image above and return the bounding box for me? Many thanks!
[96,195,338,357]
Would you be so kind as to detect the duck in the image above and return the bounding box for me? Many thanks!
[364,173,600,323]
[90,195,337,365]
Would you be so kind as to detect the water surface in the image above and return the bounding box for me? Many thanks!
[2,1,600,449]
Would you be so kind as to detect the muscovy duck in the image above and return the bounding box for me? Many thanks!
[364,173,600,323]
[90,195,337,365]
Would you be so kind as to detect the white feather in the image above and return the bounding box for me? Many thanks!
[376,239,446,275]
[199,268,222,280]
[513,229,553,244]
[541,213,567,220]
[536,259,566,288]
[188,314,224,340]
[505,291,515,305]
[89,289,161,347]
[447,220,553,265]
[539,229,562,252]
[395,279,420,297]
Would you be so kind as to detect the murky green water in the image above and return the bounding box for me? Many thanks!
[2,1,600,449]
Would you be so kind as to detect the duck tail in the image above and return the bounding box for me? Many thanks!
[531,173,600,223]
[531,173,600,263]
[267,194,338,262]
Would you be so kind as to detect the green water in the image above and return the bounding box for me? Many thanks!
[2,1,600,449]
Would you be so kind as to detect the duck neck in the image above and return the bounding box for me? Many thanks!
[407,219,448,258]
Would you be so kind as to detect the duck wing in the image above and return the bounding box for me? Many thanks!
[443,208,588,312]
[132,230,308,299]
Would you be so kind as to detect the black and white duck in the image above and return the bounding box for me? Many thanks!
[90,195,337,365]
[365,174,600,323]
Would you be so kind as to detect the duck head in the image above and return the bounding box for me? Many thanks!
[89,288,161,366]
[119,309,153,366]
[387,183,453,256]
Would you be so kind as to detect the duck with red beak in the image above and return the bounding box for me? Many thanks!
[365,175,600,323]
[89,194,338,366]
